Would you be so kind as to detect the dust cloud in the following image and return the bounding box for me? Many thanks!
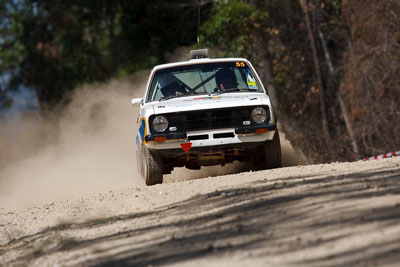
[0,71,149,209]
[0,66,304,209]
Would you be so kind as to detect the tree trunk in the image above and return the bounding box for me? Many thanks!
[300,0,330,140]
[313,0,360,157]
[317,25,360,157]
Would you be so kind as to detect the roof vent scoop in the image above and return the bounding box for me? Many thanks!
[190,48,208,59]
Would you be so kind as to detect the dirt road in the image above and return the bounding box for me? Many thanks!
[1,156,400,266]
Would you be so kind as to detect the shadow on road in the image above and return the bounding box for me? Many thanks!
[2,166,400,266]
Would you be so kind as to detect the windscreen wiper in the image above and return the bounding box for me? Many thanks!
[211,88,250,96]
[160,92,207,101]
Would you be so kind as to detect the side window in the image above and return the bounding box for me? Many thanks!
[245,69,258,89]
[153,82,163,101]
[149,79,162,101]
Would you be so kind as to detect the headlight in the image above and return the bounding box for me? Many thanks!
[152,116,169,132]
[251,107,267,124]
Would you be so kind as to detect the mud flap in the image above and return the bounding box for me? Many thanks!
[136,135,144,177]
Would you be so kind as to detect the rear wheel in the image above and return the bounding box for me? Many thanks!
[143,147,163,186]
[263,131,282,169]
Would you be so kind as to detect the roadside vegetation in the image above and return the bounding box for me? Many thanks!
[1,0,399,162]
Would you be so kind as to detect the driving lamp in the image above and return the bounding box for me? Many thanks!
[152,116,169,132]
[251,107,267,124]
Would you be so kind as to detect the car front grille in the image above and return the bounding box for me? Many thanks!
[149,106,270,133]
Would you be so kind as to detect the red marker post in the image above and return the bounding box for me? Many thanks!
[365,151,400,161]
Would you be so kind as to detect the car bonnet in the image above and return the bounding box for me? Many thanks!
[149,92,266,114]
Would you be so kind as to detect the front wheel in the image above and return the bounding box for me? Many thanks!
[263,131,282,169]
[143,147,163,186]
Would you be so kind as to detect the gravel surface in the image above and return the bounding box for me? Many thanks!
[1,157,400,266]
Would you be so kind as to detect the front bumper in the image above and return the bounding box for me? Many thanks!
[145,122,277,150]
[145,123,276,141]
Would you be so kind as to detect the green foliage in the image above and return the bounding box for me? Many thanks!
[201,0,267,61]
[0,0,212,108]
[1,0,397,161]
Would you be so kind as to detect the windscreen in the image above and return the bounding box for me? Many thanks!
[147,61,263,102]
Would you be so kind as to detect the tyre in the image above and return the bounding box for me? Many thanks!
[263,131,282,169]
[143,147,163,186]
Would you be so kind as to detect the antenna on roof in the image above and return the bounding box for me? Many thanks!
[197,3,201,49]
[190,3,208,59]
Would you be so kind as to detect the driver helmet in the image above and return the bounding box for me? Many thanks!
[215,68,237,90]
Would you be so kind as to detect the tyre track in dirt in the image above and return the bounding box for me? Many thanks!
[1,157,400,266]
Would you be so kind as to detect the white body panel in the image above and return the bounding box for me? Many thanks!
[134,57,277,172]
[151,92,267,115]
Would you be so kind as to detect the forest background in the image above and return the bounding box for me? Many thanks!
[1,0,399,163]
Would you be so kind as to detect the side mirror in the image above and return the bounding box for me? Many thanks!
[131,98,143,105]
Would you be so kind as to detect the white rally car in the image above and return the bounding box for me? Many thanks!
[131,49,281,185]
